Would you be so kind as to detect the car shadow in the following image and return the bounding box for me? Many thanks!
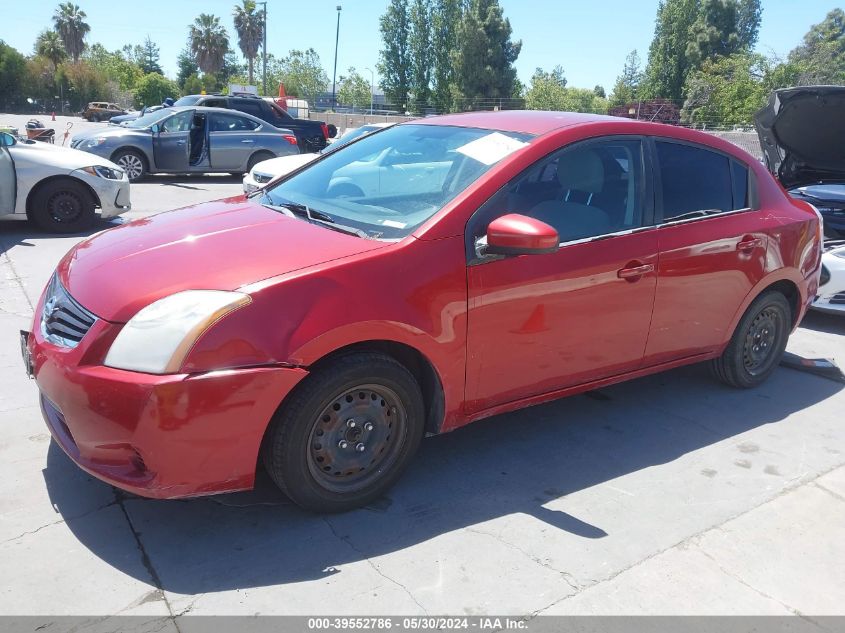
[0,216,123,255]
[800,310,845,336]
[42,361,843,594]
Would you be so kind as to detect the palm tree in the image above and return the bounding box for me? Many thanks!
[189,14,230,76]
[35,30,67,72]
[233,0,264,85]
[52,2,90,62]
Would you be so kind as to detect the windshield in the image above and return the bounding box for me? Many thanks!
[173,96,202,106]
[127,108,177,129]
[262,124,532,239]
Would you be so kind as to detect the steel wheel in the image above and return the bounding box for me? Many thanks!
[46,190,84,225]
[114,152,145,180]
[307,384,408,493]
[742,307,780,375]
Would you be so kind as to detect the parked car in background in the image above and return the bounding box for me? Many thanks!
[23,102,831,512]
[82,102,127,122]
[0,131,130,232]
[243,122,394,193]
[814,240,845,314]
[173,94,333,152]
[70,106,300,181]
[109,105,165,126]
[790,185,845,238]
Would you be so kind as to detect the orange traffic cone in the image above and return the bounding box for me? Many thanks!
[51,111,56,121]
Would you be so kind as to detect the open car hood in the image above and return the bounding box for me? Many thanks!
[755,86,845,189]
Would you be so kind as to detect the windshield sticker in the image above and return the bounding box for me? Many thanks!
[456,132,528,166]
[382,219,407,229]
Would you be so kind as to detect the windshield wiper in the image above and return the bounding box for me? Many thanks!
[261,200,370,239]
[664,209,722,222]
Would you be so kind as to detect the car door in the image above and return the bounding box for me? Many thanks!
[208,112,260,171]
[643,138,768,365]
[465,137,658,412]
[0,133,16,215]
[152,110,193,171]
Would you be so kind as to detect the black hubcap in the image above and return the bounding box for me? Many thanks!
[743,307,780,375]
[307,384,407,493]
[47,191,83,223]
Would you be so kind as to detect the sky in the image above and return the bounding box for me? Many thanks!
[3,0,837,94]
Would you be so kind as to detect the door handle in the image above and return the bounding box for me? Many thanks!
[736,237,763,251]
[241,139,254,144]
[617,262,654,280]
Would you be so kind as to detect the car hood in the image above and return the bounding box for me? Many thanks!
[10,140,121,170]
[58,197,387,322]
[72,126,147,142]
[253,152,319,177]
[755,85,845,189]
[793,184,845,206]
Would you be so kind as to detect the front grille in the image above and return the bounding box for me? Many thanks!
[41,273,97,348]
[830,292,845,305]
[253,172,273,184]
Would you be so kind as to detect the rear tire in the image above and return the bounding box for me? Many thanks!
[111,149,147,181]
[30,179,96,233]
[247,151,275,173]
[91,114,100,122]
[262,353,425,513]
[711,291,791,388]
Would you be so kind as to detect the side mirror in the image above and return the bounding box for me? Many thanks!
[484,214,559,256]
[0,132,16,147]
[150,123,160,134]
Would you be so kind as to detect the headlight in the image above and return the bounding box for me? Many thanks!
[82,165,124,180]
[104,290,251,374]
[84,137,106,148]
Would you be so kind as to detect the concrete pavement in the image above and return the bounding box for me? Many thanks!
[0,171,843,623]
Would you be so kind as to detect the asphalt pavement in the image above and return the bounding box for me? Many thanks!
[0,115,844,624]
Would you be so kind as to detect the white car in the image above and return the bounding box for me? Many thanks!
[814,240,845,314]
[243,122,395,194]
[0,131,130,233]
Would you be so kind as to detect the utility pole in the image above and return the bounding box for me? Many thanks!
[332,5,342,110]
[258,1,268,95]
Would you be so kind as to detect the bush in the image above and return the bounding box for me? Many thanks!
[134,72,180,108]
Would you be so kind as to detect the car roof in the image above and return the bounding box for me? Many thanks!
[411,110,618,135]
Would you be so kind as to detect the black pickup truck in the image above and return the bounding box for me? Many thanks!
[173,94,333,153]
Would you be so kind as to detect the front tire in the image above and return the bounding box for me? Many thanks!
[247,151,275,173]
[112,149,147,182]
[711,291,791,388]
[30,179,96,233]
[262,353,425,513]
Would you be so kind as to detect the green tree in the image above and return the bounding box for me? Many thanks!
[431,0,462,112]
[408,0,432,112]
[0,41,27,111]
[52,2,90,62]
[271,49,328,105]
[452,0,522,108]
[181,72,204,95]
[176,45,199,89]
[337,66,371,109]
[788,9,845,84]
[378,0,412,110]
[609,49,643,106]
[681,52,767,126]
[524,66,567,110]
[641,0,699,100]
[687,0,740,67]
[593,85,606,99]
[84,43,143,91]
[134,72,181,108]
[35,30,67,72]
[736,0,763,50]
[189,13,230,76]
[58,61,107,110]
[233,0,264,84]
[139,36,163,75]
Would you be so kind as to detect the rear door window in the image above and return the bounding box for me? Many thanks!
[656,141,735,220]
[209,113,259,132]
[232,100,265,122]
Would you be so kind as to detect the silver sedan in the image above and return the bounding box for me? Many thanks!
[70,106,301,181]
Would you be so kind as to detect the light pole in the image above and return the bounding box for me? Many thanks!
[258,1,268,96]
[364,66,374,114]
[332,5,342,110]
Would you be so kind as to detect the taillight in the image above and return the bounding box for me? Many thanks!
[320,123,329,139]
[282,134,297,146]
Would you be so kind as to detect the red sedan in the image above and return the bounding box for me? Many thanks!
[23,102,831,512]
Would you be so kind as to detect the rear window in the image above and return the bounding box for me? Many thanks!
[656,141,733,218]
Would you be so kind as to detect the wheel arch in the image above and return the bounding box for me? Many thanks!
[25,175,101,219]
[725,271,805,346]
[302,340,445,437]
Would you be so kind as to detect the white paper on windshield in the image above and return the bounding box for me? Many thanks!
[382,219,407,229]
[456,132,528,166]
